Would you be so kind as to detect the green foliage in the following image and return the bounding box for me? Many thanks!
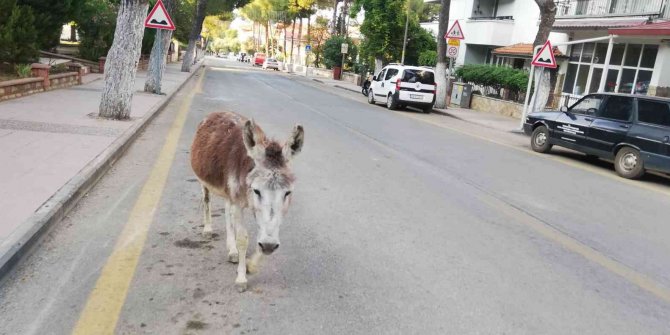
[455,64,529,93]
[0,3,38,64]
[15,63,32,78]
[322,35,357,69]
[74,0,117,61]
[16,0,86,50]
[351,0,435,66]
[418,50,436,67]
[173,0,196,44]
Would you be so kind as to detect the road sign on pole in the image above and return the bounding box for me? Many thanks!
[447,45,459,59]
[306,44,311,52]
[144,0,175,30]
[445,20,465,40]
[447,38,460,46]
[341,43,349,54]
[531,40,557,68]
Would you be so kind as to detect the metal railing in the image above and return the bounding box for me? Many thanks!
[555,0,666,17]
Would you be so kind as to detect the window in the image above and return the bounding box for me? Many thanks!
[570,95,603,115]
[598,96,632,121]
[376,69,386,81]
[638,100,670,127]
[401,70,435,84]
[384,69,398,80]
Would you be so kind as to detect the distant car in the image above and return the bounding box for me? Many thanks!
[253,52,266,67]
[262,58,279,71]
[367,64,436,113]
[524,93,670,179]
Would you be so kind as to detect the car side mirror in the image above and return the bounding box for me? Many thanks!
[560,106,568,113]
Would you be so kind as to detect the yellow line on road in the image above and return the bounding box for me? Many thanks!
[401,113,670,198]
[72,70,205,335]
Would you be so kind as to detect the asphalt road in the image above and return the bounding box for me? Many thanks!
[1,58,670,335]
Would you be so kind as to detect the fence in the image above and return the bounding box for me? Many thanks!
[468,83,527,104]
[555,0,665,17]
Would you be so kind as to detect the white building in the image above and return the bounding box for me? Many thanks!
[550,0,670,103]
[421,0,568,67]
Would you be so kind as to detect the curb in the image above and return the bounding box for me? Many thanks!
[0,61,206,279]
[432,108,463,119]
[333,84,360,94]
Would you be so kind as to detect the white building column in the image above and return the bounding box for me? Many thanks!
[650,43,670,96]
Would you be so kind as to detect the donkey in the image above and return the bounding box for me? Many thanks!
[190,112,304,291]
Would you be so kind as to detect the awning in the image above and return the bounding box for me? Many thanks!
[552,17,649,30]
[492,43,566,58]
[609,20,670,35]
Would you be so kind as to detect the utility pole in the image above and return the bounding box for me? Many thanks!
[401,0,410,65]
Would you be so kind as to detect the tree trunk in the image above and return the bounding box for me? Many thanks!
[290,20,296,63]
[434,0,451,109]
[283,27,287,60]
[530,0,557,113]
[306,15,311,66]
[70,24,77,42]
[297,17,303,65]
[98,0,150,120]
[181,0,208,72]
[341,0,348,36]
[265,22,269,55]
[374,57,383,73]
[145,0,175,94]
[330,0,339,35]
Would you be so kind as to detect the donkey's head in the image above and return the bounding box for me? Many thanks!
[243,120,304,255]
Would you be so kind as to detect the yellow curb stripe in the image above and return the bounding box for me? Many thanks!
[72,71,205,335]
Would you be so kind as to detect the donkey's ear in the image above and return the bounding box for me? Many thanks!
[243,120,264,160]
[283,124,304,160]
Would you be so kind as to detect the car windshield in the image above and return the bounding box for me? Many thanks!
[402,69,434,84]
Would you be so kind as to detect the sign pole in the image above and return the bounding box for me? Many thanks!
[155,29,163,94]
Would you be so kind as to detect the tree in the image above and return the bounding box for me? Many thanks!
[181,0,208,71]
[75,0,118,61]
[434,0,450,109]
[16,0,85,50]
[529,0,557,113]
[418,50,436,67]
[0,2,38,65]
[98,0,150,119]
[308,16,329,67]
[145,0,176,94]
[173,0,197,44]
[322,35,356,69]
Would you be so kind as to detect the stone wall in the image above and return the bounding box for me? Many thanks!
[341,72,362,86]
[470,95,523,119]
[49,72,80,90]
[0,78,45,101]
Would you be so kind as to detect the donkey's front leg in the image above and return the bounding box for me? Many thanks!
[231,205,248,292]
[201,185,213,236]
[224,200,239,263]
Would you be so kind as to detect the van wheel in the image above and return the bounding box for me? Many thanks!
[386,94,398,110]
[615,147,645,179]
[368,90,375,104]
[530,126,552,153]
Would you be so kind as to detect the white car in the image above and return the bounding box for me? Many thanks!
[262,58,280,71]
[367,64,436,113]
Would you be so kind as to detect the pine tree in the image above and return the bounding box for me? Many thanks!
[0,3,39,64]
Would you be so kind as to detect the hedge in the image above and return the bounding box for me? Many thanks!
[455,64,529,93]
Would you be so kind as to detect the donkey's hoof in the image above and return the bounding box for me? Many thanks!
[228,252,239,264]
[235,280,248,292]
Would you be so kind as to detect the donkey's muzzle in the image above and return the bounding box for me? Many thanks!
[259,242,279,255]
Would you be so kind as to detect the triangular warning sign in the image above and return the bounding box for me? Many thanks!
[531,40,557,68]
[145,0,175,30]
[445,20,465,40]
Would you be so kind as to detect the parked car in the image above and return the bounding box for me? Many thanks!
[262,58,280,71]
[524,93,670,179]
[253,52,266,67]
[367,64,436,113]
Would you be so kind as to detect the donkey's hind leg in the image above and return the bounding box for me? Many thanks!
[202,185,213,236]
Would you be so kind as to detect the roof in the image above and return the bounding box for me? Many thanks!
[552,17,649,30]
[492,43,566,58]
[609,20,670,35]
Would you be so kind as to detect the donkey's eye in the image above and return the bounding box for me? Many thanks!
[284,191,292,198]
[253,189,261,198]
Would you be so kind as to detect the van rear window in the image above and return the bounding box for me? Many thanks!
[402,70,434,85]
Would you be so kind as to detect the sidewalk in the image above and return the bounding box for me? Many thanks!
[304,75,522,133]
[0,60,203,273]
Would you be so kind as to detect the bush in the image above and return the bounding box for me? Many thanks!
[456,64,529,93]
[15,63,32,78]
[322,35,358,70]
[76,0,117,61]
[418,50,437,67]
[0,4,38,64]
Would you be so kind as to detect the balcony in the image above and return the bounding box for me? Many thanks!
[464,19,515,46]
[555,0,666,18]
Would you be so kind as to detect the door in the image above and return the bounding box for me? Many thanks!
[553,94,603,147]
[381,68,399,97]
[628,99,670,164]
[371,69,386,98]
[587,95,634,155]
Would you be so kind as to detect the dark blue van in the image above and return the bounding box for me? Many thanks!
[523,93,670,179]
